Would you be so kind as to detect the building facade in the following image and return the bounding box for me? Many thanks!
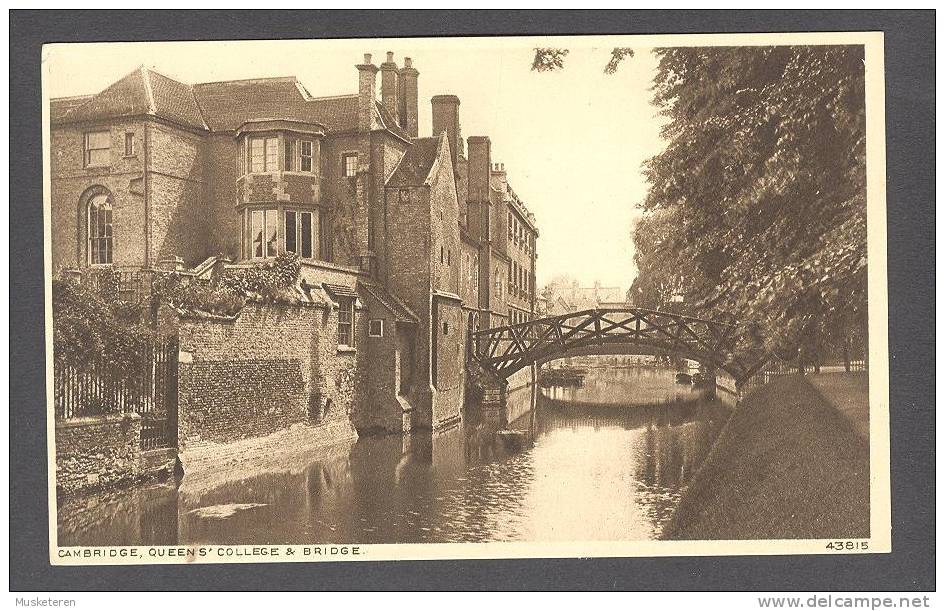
[50,52,538,436]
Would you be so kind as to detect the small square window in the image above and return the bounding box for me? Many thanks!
[84,130,110,167]
[368,319,384,338]
[343,153,358,177]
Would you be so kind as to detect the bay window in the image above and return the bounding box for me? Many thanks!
[300,140,314,172]
[284,139,295,171]
[245,208,321,260]
[250,136,279,173]
[284,210,317,259]
[250,209,279,259]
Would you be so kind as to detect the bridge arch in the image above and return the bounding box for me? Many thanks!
[470,307,761,384]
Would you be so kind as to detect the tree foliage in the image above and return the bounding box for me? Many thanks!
[532,48,570,72]
[630,46,868,360]
[52,272,158,378]
[532,47,634,74]
[153,252,303,316]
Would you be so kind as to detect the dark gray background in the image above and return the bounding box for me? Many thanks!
[9,10,935,591]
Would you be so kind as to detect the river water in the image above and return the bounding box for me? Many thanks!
[58,366,732,546]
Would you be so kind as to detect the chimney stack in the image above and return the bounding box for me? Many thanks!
[356,53,379,133]
[491,161,508,194]
[467,136,491,240]
[431,94,462,168]
[380,51,399,126]
[398,57,419,137]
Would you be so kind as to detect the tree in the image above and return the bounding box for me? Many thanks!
[633,46,867,363]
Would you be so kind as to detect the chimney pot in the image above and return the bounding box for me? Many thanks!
[398,57,419,137]
[363,53,372,64]
[380,52,400,124]
[432,95,463,167]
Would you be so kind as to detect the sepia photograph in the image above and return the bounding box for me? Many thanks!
[39,30,891,565]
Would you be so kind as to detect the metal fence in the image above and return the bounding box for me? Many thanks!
[740,357,867,392]
[54,336,178,450]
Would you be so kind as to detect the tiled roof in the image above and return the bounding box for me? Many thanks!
[193,77,319,132]
[322,282,359,299]
[147,70,208,130]
[358,282,419,324]
[50,95,92,122]
[52,68,411,139]
[376,102,410,141]
[53,67,207,131]
[385,135,444,188]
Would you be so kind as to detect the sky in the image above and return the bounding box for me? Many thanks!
[44,37,669,291]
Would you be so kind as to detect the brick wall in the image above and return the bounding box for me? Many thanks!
[175,301,359,464]
[432,297,465,427]
[355,301,410,433]
[147,123,208,267]
[203,134,241,260]
[50,118,211,271]
[50,121,147,271]
[55,413,142,497]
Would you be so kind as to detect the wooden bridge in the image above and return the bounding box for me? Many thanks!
[470,307,766,384]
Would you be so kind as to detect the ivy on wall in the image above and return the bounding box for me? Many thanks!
[53,254,305,378]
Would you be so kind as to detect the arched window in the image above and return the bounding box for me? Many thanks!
[87,192,113,265]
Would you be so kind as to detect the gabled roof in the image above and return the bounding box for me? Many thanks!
[53,67,207,131]
[358,282,419,324]
[375,102,410,141]
[385,134,447,188]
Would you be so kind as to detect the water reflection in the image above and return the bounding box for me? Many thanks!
[59,367,730,545]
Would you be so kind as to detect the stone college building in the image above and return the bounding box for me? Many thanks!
[50,52,539,475]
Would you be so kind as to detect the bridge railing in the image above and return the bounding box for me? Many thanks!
[470,307,758,381]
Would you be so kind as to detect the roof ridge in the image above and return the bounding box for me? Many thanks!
[143,65,192,87]
[424,132,450,186]
[49,93,94,102]
[58,65,147,122]
[193,75,299,87]
[140,66,157,115]
[306,93,357,101]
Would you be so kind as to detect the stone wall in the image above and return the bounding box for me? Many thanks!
[55,413,142,497]
[432,296,465,427]
[175,301,359,471]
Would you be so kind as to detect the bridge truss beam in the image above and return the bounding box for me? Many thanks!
[470,308,764,383]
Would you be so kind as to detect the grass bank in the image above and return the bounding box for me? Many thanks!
[662,373,869,540]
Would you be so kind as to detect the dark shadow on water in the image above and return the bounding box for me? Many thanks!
[59,367,731,545]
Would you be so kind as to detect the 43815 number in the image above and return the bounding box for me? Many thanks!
[826,541,869,551]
